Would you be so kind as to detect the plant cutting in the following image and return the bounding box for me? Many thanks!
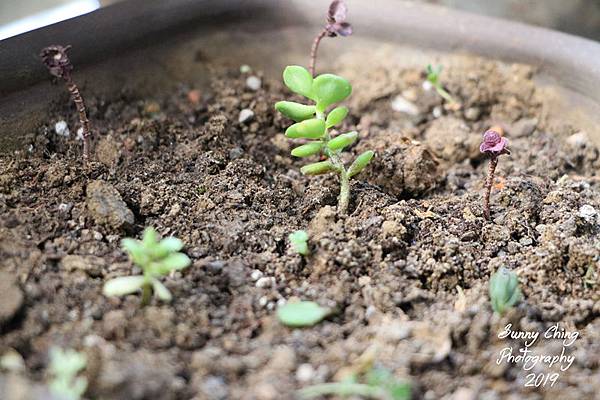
[425,64,457,104]
[275,66,374,214]
[47,347,87,400]
[480,128,510,220]
[40,45,92,162]
[489,267,522,315]
[309,0,353,76]
[103,227,191,306]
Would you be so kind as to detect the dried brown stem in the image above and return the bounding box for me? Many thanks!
[483,157,498,220]
[66,81,91,161]
[309,28,328,76]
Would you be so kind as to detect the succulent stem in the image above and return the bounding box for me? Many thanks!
[483,157,498,220]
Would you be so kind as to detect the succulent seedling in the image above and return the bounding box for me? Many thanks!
[275,66,374,214]
[489,267,521,315]
[103,227,191,306]
[40,45,92,161]
[299,366,411,400]
[289,230,309,256]
[309,0,353,76]
[480,129,510,220]
[48,347,87,400]
[425,64,457,104]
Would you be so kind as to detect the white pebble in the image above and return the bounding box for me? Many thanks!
[238,108,254,123]
[422,80,433,91]
[258,296,268,307]
[240,64,252,74]
[296,364,315,382]
[246,76,261,91]
[391,95,419,116]
[255,276,275,288]
[55,121,70,137]
[432,106,442,118]
[76,127,84,141]
[578,204,598,224]
[250,270,263,281]
[566,131,589,148]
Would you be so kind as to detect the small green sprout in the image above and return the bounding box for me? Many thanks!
[276,66,374,214]
[299,366,411,400]
[489,267,522,315]
[425,64,456,104]
[289,230,309,256]
[103,227,191,306]
[48,347,87,400]
[277,301,329,327]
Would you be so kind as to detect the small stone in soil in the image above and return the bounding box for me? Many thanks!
[239,108,254,123]
[251,270,263,281]
[255,276,275,288]
[54,120,70,137]
[86,180,135,230]
[578,204,598,224]
[391,95,420,116]
[246,76,261,91]
[296,363,315,382]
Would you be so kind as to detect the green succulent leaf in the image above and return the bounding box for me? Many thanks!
[291,142,323,158]
[277,301,329,327]
[289,230,309,255]
[489,267,521,315]
[285,118,326,139]
[103,276,146,297]
[327,131,358,151]
[121,238,146,265]
[312,74,352,111]
[142,227,158,247]
[152,237,184,259]
[156,253,191,274]
[348,150,375,178]
[301,160,335,176]
[275,101,316,122]
[325,106,349,128]
[283,66,314,99]
[152,279,173,302]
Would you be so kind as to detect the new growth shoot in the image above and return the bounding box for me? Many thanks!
[48,347,87,400]
[103,228,191,306]
[275,66,374,214]
[40,45,92,162]
[425,64,457,105]
[289,230,309,256]
[309,0,353,76]
[489,267,522,315]
[479,128,510,220]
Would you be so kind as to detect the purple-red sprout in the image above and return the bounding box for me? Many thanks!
[480,129,510,220]
[309,0,353,76]
[40,45,92,162]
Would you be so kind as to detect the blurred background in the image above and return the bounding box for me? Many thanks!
[1,0,600,41]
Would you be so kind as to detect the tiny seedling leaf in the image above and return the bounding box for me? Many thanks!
[286,118,326,139]
[312,74,352,111]
[152,279,173,302]
[327,131,358,151]
[301,160,335,176]
[277,301,329,327]
[283,66,314,99]
[289,230,309,255]
[348,150,374,178]
[103,275,145,297]
[489,267,521,315]
[291,142,323,158]
[326,106,348,128]
[275,101,316,122]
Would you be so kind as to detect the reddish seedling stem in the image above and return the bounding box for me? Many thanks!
[67,82,91,161]
[483,157,498,220]
[309,28,328,76]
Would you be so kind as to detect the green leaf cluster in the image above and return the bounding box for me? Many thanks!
[275,66,374,213]
[489,267,522,315]
[103,227,191,304]
[48,347,87,400]
[289,230,309,256]
[425,64,457,104]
